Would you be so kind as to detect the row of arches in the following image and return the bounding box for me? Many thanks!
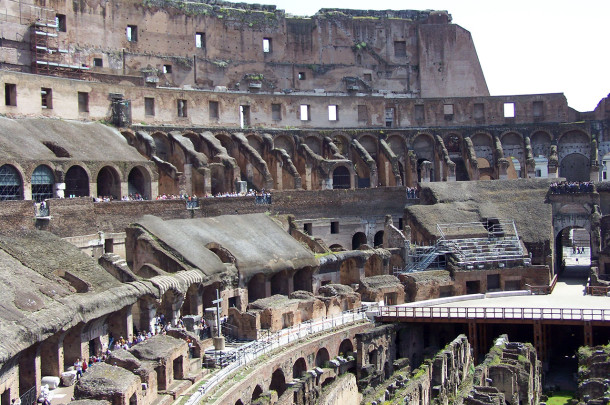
[0,163,152,201]
[245,338,355,404]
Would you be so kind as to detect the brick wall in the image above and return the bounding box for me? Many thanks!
[5,187,406,238]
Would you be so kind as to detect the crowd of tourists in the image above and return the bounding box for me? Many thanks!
[549,181,594,194]
[406,187,419,199]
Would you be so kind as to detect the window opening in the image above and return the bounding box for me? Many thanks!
[5,83,16,106]
[177,99,187,117]
[0,165,22,200]
[78,92,88,113]
[263,38,272,53]
[144,97,155,116]
[41,88,52,109]
[195,32,205,48]
[300,105,310,121]
[32,165,54,202]
[328,105,338,121]
[209,101,219,119]
[271,103,281,121]
[504,102,515,118]
[126,25,138,42]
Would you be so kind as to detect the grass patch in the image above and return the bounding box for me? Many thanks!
[546,391,575,405]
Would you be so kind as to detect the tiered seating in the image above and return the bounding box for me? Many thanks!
[441,237,528,269]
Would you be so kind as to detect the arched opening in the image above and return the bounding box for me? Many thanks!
[128,166,151,200]
[251,385,263,401]
[329,244,346,252]
[97,166,121,200]
[0,164,23,200]
[274,135,294,155]
[374,231,384,247]
[293,267,313,292]
[531,131,552,158]
[364,254,384,277]
[555,226,590,278]
[248,273,266,303]
[292,357,307,379]
[304,136,322,155]
[315,348,330,368]
[152,133,170,162]
[340,258,360,286]
[65,165,89,197]
[352,232,367,250]
[332,166,350,189]
[271,270,290,296]
[160,289,183,326]
[559,153,590,182]
[269,369,287,397]
[500,132,524,178]
[31,165,54,201]
[476,158,493,180]
[384,361,391,379]
[338,339,353,356]
[235,400,243,405]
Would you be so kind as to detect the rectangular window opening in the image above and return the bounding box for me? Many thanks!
[533,100,543,117]
[271,103,281,121]
[77,91,88,113]
[364,73,372,81]
[263,38,272,53]
[328,105,338,121]
[414,104,424,121]
[195,32,206,48]
[177,99,187,117]
[163,65,172,74]
[209,100,219,119]
[385,107,395,127]
[503,102,515,118]
[474,103,485,120]
[330,221,339,234]
[144,97,155,116]
[56,14,66,32]
[298,72,306,80]
[443,103,454,120]
[394,40,406,57]
[126,25,138,42]
[240,105,250,128]
[5,83,17,106]
[303,223,312,235]
[93,58,103,67]
[41,88,52,109]
[357,105,368,122]
[300,104,310,121]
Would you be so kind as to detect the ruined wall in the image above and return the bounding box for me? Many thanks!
[0,72,570,128]
[317,373,360,405]
[577,344,610,404]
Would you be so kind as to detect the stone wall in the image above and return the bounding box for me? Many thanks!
[577,344,610,404]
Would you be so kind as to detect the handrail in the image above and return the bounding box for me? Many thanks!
[376,306,610,322]
[186,304,376,405]
[586,285,610,296]
[526,274,558,295]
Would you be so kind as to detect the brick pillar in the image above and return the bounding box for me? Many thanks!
[63,324,85,370]
[18,344,41,396]
[40,332,65,377]
[108,306,133,343]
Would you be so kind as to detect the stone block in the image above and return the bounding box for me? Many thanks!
[61,370,78,386]
[41,376,61,389]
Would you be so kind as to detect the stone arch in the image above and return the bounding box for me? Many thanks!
[251,385,263,401]
[412,133,435,161]
[247,134,264,155]
[215,132,234,153]
[65,165,90,197]
[160,288,184,326]
[444,133,462,154]
[269,368,287,397]
[133,294,160,333]
[331,133,351,157]
[329,244,346,252]
[31,164,55,202]
[338,339,354,356]
[500,132,525,178]
[205,242,236,264]
[293,267,313,292]
[248,273,266,303]
[558,130,590,163]
[339,258,360,285]
[271,270,291,296]
[555,225,591,277]
[560,153,590,182]
[530,130,553,158]
[364,254,384,277]
[471,132,494,165]
[387,134,407,156]
[235,400,243,405]
[96,165,122,199]
[374,231,384,247]
[273,135,295,155]
[332,165,351,189]
[151,132,170,162]
[358,134,378,158]
[181,283,201,316]
[352,232,367,250]
[304,134,322,156]
[315,348,330,368]
[128,165,152,199]
[292,357,308,379]
[0,163,23,200]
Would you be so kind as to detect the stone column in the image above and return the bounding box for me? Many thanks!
[139,300,158,334]
[108,306,133,344]
[420,161,432,183]
[19,344,41,396]
[275,161,283,190]
[62,324,85,370]
[447,162,456,181]
[497,158,510,180]
[55,182,66,198]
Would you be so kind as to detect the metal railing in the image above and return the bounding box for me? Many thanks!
[586,285,610,296]
[185,304,376,405]
[526,275,558,295]
[377,306,610,322]
[35,204,50,217]
[19,386,37,405]
[254,194,272,205]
